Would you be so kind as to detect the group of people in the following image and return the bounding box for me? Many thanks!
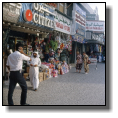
[6,43,90,105]
[6,43,41,105]
[76,51,89,74]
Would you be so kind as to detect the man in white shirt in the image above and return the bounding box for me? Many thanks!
[27,52,41,91]
[6,43,31,105]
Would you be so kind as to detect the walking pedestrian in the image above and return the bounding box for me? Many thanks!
[76,51,83,73]
[27,51,41,91]
[83,52,89,74]
[6,43,31,105]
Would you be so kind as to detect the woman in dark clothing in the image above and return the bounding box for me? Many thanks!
[76,51,83,73]
[44,51,49,62]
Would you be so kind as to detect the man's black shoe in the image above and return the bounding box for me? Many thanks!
[21,103,30,105]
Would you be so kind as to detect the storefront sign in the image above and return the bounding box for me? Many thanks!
[76,29,84,36]
[32,3,55,16]
[54,12,71,34]
[24,9,33,22]
[23,3,55,28]
[92,33,104,42]
[3,3,22,23]
[46,3,57,8]
[86,21,105,32]
[75,3,86,18]
[85,32,91,39]
[86,14,96,21]
[72,34,84,42]
[75,12,86,27]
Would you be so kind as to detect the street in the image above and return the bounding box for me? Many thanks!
[3,63,105,105]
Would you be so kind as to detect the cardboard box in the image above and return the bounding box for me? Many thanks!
[43,72,49,81]
[43,68,49,74]
[39,72,44,82]
[23,73,29,80]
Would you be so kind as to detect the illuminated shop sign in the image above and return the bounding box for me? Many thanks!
[23,3,55,28]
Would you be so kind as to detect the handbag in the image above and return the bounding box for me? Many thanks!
[87,60,91,64]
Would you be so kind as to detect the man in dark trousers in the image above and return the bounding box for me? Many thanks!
[6,43,31,105]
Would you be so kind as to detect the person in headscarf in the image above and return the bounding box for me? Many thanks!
[27,51,41,91]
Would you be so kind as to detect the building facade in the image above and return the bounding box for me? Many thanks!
[3,3,105,78]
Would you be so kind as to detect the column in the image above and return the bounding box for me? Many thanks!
[75,42,77,63]
[82,43,85,53]
[57,3,59,10]
[64,3,67,14]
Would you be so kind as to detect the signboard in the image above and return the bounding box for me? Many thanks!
[92,33,104,42]
[71,34,84,42]
[86,21,105,32]
[89,58,97,63]
[46,3,57,8]
[86,32,91,39]
[19,3,55,29]
[89,58,97,69]
[3,3,22,23]
[75,3,86,18]
[86,14,96,21]
[54,12,71,34]
[75,12,86,27]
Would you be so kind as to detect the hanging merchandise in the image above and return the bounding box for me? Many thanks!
[48,34,52,43]
[101,46,103,52]
[60,43,64,50]
[99,45,101,53]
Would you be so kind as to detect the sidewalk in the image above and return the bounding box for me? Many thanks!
[3,63,105,105]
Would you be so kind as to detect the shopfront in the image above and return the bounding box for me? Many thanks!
[71,3,86,63]
[3,3,71,81]
[53,10,72,64]
[85,20,105,60]
[85,32,105,61]
[3,3,55,78]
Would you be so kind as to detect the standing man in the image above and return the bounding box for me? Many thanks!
[83,52,89,74]
[27,52,41,91]
[6,43,31,105]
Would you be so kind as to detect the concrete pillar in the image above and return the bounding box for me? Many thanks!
[82,43,85,53]
[64,3,67,14]
[75,42,77,63]
[57,3,59,10]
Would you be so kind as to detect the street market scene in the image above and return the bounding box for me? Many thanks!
[3,3,105,105]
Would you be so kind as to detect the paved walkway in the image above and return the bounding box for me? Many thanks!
[3,63,105,105]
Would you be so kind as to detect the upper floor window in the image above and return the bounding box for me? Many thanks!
[59,3,64,13]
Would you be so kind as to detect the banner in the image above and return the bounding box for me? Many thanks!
[75,4,86,18]
[86,21,105,32]
[54,12,71,34]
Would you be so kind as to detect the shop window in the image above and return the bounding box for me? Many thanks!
[59,3,64,13]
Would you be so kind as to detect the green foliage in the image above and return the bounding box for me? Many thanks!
[45,39,58,52]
